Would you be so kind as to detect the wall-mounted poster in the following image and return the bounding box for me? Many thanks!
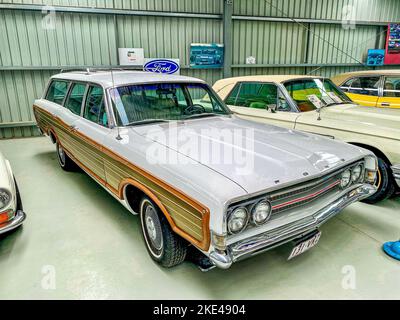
[143,58,180,74]
[385,23,400,64]
[367,49,385,66]
[190,43,224,69]
[118,48,144,66]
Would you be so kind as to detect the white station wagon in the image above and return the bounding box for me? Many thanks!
[33,70,377,270]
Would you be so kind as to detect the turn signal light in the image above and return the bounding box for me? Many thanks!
[0,210,13,225]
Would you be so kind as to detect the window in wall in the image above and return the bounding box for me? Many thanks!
[83,86,108,127]
[45,80,70,105]
[348,77,380,96]
[65,83,87,115]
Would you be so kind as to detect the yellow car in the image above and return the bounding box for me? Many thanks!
[331,70,400,109]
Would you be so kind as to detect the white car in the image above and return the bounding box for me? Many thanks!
[0,151,26,235]
[33,70,377,270]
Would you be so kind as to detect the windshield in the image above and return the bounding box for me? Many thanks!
[110,82,230,126]
[284,78,352,112]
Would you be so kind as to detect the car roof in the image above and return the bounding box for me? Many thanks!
[331,69,400,85]
[51,70,205,88]
[214,75,322,86]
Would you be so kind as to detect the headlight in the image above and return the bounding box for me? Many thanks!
[0,189,11,210]
[340,169,352,189]
[351,165,363,182]
[227,207,249,234]
[252,201,272,225]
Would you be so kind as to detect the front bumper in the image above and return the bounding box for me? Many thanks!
[0,210,26,235]
[209,184,376,269]
[392,165,400,188]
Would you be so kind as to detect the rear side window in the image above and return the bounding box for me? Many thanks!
[45,80,69,105]
[83,85,108,127]
[65,83,87,115]
[348,77,380,96]
[383,77,400,97]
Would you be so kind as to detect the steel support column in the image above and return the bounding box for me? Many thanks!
[223,0,233,78]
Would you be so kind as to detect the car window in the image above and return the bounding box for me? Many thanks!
[225,84,241,105]
[65,83,87,115]
[226,82,291,112]
[284,78,351,112]
[348,77,380,96]
[110,83,230,126]
[340,78,354,92]
[83,85,108,127]
[383,77,400,97]
[45,80,70,105]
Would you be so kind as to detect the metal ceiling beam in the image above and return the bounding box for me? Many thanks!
[232,15,390,27]
[0,3,222,19]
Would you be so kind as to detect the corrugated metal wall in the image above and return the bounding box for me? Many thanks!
[0,0,399,138]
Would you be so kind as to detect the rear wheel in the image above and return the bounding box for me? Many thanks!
[139,197,187,268]
[56,142,77,172]
[363,157,395,204]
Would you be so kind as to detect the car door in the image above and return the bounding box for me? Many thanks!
[72,84,111,183]
[376,76,400,109]
[340,76,380,107]
[224,82,299,129]
[57,82,88,162]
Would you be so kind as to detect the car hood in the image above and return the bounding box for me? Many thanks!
[132,116,368,194]
[316,104,400,141]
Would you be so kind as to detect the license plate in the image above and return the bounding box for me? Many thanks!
[288,231,322,260]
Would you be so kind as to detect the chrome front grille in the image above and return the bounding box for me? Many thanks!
[270,177,341,214]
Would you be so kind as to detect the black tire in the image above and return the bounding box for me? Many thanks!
[56,142,77,172]
[362,157,396,204]
[139,197,187,268]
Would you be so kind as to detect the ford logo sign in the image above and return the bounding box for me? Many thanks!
[144,59,180,74]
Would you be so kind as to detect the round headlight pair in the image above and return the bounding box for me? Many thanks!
[227,201,272,234]
[340,165,363,189]
[0,189,11,210]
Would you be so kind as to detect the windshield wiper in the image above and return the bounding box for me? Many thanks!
[183,113,219,120]
[126,119,170,127]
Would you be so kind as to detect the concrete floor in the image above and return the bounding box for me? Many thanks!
[0,136,399,300]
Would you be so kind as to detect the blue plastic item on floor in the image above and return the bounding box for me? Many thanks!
[383,240,400,261]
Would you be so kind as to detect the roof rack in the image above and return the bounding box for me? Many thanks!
[60,67,139,74]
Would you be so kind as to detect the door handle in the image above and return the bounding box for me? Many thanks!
[381,102,390,107]
[69,124,77,131]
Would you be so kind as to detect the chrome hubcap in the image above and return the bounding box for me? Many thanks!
[146,216,157,241]
[144,205,163,251]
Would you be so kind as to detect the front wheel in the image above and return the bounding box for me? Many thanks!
[56,142,77,172]
[140,197,187,268]
[362,157,395,204]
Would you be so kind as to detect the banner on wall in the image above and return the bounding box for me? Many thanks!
[367,49,385,66]
[190,43,224,69]
[143,59,180,74]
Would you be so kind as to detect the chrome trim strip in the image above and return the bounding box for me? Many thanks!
[209,184,376,269]
[0,210,26,235]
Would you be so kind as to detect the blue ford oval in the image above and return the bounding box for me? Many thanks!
[144,59,179,74]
